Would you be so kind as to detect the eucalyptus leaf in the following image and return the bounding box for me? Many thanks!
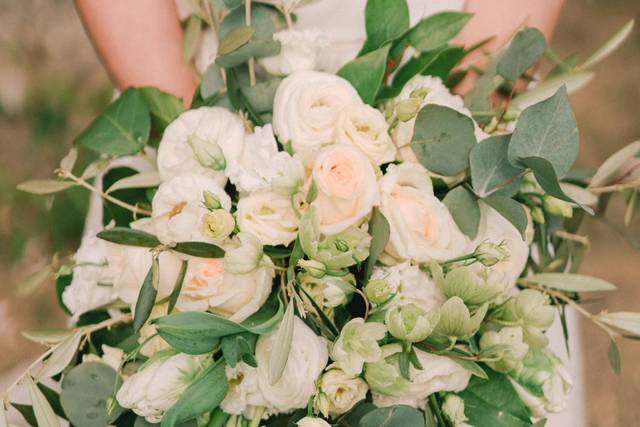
[269,302,295,385]
[409,12,471,52]
[17,180,75,195]
[364,209,390,282]
[337,44,390,104]
[97,227,161,247]
[37,332,82,380]
[359,405,425,427]
[360,0,410,55]
[497,28,546,81]
[106,171,161,194]
[443,186,481,238]
[598,312,640,336]
[240,78,281,113]
[470,135,524,197]
[411,104,477,176]
[220,4,275,39]
[525,273,616,292]
[508,86,578,177]
[483,195,528,238]
[75,88,150,157]
[201,63,225,99]
[216,39,281,68]
[581,19,635,69]
[218,25,255,56]
[608,340,621,375]
[140,87,185,129]
[172,241,225,258]
[133,259,159,333]
[183,15,202,62]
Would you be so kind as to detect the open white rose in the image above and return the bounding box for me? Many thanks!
[157,107,244,184]
[116,353,210,423]
[272,70,361,155]
[379,163,469,262]
[319,369,368,417]
[372,349,470,409]
[334,103,396,166]
[221,362,263,418]
[260,29,327,76]
[151,173,231,244]
[297,417,331,427]
[237,191,299,246]
[312,144,378,235]
[226,124,304,194]
[371,262,445,313]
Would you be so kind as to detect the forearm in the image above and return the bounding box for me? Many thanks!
[75,0,197,104]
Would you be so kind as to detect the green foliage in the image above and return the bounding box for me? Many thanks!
[201,64,226,99]
[360,0,410,55]
[470,135,524,197]
[497,28,547,81]
[168,260,189,313]
[337,44,390,104]
[75,88,150,157]
[140,87,185,130]
[269,302,295,385]
[359,405,425,427]
[524,273,616,292]
[172,241,225,258]
[411,104,477,176]
[608,340,621,375]
[221,332,258,367]
[96,227,160,247]
[133,259,158,333]
[483,195,528,237]
[443,186,481,238]
[364,209,390,282]
[409,12,472,52]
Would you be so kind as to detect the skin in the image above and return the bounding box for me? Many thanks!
[75,0,565,103]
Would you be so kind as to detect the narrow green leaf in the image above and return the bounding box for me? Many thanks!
[391,48,443,92]
[168,260,189,313]
[365,209,390,282]
[590,140,640,187]
[511,70,594,111]
[37,332,82,380]
[411,104,477,176]
[525,273,616,292]
[221,332,258,368]
[483,195,528,238]
[497,28,547,81]
[470,135,524,197]
[443,187,481,238]
[598,312,640,336]
[451,358,488,379]
[172,241,225,258]
[16,180,75,195]
[218,25,255,55]
[409,12,471,52]
[421,46,466,79]
[608,340,621,375]
[581,19,635,69]
[215,39,281,68]
[21,329,74,345]
[337,44,390,104]
[360,0,410,55]
[269,302,295,385]
[508,86,578,177]
[96,227,161,247]
[75,88,150,157]
[59,147,78,172]
[25,376,59,427]
[105,171,160,194]
[133,258,159,333]
[183,15,202,62]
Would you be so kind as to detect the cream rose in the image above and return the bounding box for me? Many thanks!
[157,107,244,184]
[260,30,327,76]
[237,191,299,246]
[334,103,396,166]
[297,417,331,427]
[151,173,231,244]
[272,70,361,154]
[379,163,469,262]
[312,144,378,235]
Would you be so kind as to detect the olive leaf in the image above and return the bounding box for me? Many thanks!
[269,302,295,385]
[36,332,82,380]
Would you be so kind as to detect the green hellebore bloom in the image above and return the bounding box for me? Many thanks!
[385,303,440,343]
[363,344,411,396]
[501,290,555,349]
[479,326,530,373]
[431,297,488,344]
[432,264,510,306]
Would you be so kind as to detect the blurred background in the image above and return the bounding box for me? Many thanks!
[0,0,638,425]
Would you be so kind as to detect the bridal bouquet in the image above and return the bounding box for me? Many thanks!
[8,1,639,426]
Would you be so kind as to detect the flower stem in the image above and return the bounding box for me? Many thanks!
[250,406,266,427]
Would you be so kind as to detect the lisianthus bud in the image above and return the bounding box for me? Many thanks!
[223,232,263,274]
[432,264,510,306]
[385,303,440,343]
[202,210,235,241]
[298,259,327,278]
[202,190,222,210]
[501,290,555,349]
[317,369,368,417]
[187,134,226,170]
[330,318,387,376]
[479,326,529,373]
[474,241,509,267]
[442,394,467,426]
[364,278,394,304]
[431,297,487,344]
[542,195,573,218]
[395,98,423,122]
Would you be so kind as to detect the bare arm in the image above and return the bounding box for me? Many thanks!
[75,0,197,105]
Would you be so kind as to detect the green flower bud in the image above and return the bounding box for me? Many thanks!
[363,344,410,396]
[202,210,235,241]
[395,98,422,122]
[410,87,429,100]
[202,190,222,210]
[501,290,555,349]
[188,134,226,171]
[433,264,509,306]
[479,326,529,373]
[542,195,573,218]
[531,206,546,224]
[297,259,327,278]
[364,279,394,304]
[385,303,440,343]
[473,241,510,267]
[431,297,488,344]
[442,394,468,426]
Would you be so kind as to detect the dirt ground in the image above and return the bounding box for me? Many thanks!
[0,1,638,426]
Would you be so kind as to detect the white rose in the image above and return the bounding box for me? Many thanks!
[379,163,469,262]
[157,107,244,184]
[260,30,327,76]
[372,349,470,409]
[319,369,368,417]
[237,191,299,246]
[312,144,378,235]
[62,233,117,316]
[138,303,172,357]
[297,417,331,427]
[151,173,231,244]
[221,362,263,418]
[226,124,304,194]
[334,103,396,166]
[272,70,361,155]
[472,203,529,287]
[371,262,445,313]
[116,353,210,423]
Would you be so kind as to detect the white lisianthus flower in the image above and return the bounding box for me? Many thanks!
[371,262,445,312]
[151,173,231,244]
[260,30,327,76]
[272,70,361,155]
[371,349,471,409]
[237,191,299,246]
[472,203,530,287]
[62,233,117,316]
[318,369,368,417]
[330,318,387,376]
[116,352,210,423]
[334,103,396,166]
[157,107,244,184]
[297,417,331,427]
[227,124,304,194]
[379,163,469,262]
[312,144,378,235]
